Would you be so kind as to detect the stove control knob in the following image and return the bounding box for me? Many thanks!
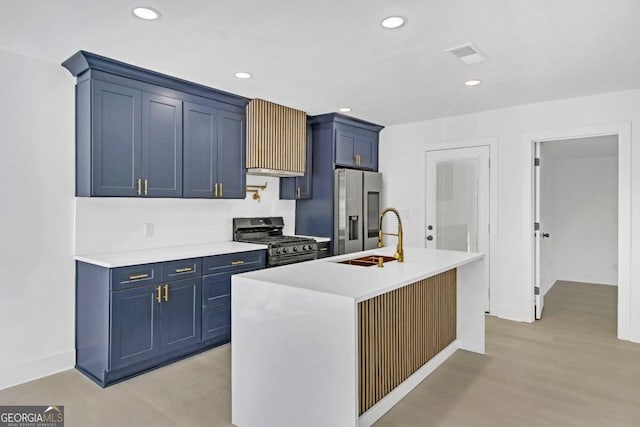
[282,247,288,253]
[302,245,308,251]
[276,248,281,254]
[293,246,299,252]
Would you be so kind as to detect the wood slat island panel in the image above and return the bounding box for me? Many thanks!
[358,268,457,415]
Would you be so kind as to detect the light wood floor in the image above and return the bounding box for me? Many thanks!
[1,281,639,426]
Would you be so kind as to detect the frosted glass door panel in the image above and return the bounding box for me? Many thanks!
[436,161,478,252]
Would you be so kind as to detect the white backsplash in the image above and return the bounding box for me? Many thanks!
[75,176,295,254]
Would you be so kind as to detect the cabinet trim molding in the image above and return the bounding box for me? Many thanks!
[308,113,384,133]
[63,50,249,108]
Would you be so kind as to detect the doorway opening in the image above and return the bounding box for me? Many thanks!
[526,123,631,341]
[534,136,618,324]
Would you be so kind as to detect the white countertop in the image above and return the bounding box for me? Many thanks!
[236,246,483,301]
[295,235,331,243]
[75,241,268,268]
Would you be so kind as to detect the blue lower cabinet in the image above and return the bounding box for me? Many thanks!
[110,284,161,370]
[201,250,267,344]
[202,296,231,342]
[161,278,202,353]
[110,278,200,371]
[76,252,265,387]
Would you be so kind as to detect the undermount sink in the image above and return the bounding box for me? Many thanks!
[337,255,397,267]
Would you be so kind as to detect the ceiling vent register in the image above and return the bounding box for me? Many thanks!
[445,43,489,64]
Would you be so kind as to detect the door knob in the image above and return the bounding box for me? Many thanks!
[426,235,433,241]
[542,233,550,238]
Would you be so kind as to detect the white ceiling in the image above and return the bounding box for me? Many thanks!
[542,135,618,159]
[2,0,640,126]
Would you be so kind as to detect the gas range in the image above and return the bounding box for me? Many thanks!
[233,217,317,267]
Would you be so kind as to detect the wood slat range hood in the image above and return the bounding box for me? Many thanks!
[246,99,307,177]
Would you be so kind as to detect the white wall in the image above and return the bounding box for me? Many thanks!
[75,177,295,254]
[0,49,75,389]
[550,155,618,285]
[379,89,640,343]
[0,48,296,390]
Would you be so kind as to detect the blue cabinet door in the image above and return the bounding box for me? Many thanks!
[217,110,246,199]
[91,80,142,196]
[202,296,231,342]
[141,93,183,197]
[280,124,313,199]
[110,284,161,370]
[355,133,377,170]
[160,278,202,353]
[202,272,232,306]
[335,128,357,168]
[183,102,219,198]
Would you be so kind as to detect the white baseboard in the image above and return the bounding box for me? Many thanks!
[0,350,75,390]
[358,340,459,427]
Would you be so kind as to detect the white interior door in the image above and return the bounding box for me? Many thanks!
[425,146,490,311]
[534,142,544,319]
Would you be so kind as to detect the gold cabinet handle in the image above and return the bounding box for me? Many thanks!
[156,285,162,303]
[129,273,149,280]
[163,284,169,302]
[144,178,148,195]
[214,182,219,197]
[219,182,223,197]
[231,260,245,266]
[319,247,328,252]
[296,186,301,199]
[175,267,193,273]
[137,178,142,195]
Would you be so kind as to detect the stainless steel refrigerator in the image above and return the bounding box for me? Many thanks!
[333,169,383,255]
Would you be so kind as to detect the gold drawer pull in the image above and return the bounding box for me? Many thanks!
[231,260,245,266]
[163,284,169,302]
[175,267,193,273]
[155,286,162,303]
[319,248,329,252]
[129,273,149,280]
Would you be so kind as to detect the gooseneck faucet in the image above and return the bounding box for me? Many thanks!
[378,207,404,262]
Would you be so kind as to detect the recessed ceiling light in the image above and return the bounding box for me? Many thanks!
[464,79,482,87]
[132,7,160,20]
[234,72,252,79]
[339,107,352,113]
[381,16,405,29]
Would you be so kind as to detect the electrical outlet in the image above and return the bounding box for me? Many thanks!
[143,222,154,237]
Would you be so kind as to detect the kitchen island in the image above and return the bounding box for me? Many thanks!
[231,246,485,427]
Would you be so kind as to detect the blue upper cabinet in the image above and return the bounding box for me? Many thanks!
[183,104,246,199]
[280,123,313,199]
[63,51,249,198]
[335,124,378,170]
[90,80,142,197]
[183,102,219,198]
[141,93,183,197]
[217,110,246,199]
